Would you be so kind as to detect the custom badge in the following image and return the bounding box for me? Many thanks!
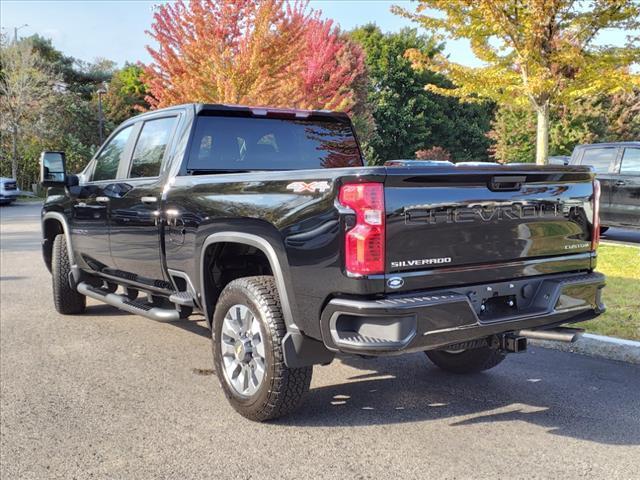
[286,181,331,193]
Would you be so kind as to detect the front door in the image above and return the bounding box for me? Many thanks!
[71,125,135,272]
[108,115,179,285]
[611,146,640,228]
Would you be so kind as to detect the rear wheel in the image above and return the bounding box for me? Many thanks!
[212,276,312,421]
[51,234,86,314]
[425,346,506,374]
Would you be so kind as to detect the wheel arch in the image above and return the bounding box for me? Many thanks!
[42,212,75,272]
[199,232,299,334]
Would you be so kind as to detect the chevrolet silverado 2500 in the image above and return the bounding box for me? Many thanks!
[40,104,605,421]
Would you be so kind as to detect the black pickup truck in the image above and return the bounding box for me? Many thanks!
[570,142,640,231]
[40,103,605,421]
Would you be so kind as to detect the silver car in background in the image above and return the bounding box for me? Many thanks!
[0,177,20,205]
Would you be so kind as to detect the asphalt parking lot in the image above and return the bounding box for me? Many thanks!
[1,203,639,480]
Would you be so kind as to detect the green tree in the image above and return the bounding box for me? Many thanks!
[602,89,640,141]
[101,64,149,127]
[350,24,493,164]
[488,106,537,163]
[489,88,640,162]
[46,91,101,172]
[0,36,57,181]
[29,35,114,99]
[396,0,640,164]
[1,36,111,187]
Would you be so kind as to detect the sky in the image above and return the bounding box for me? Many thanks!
[1,0,636,69]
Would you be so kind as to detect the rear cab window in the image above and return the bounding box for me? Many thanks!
[579,147,617,174]
[185,114,362,173]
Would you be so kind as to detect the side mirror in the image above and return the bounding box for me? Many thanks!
[40,151,67,187]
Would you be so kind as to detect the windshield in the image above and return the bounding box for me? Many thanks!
[186,115,362,171]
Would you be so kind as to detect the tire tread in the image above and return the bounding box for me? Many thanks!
[214,276,312,421]
[51,234,86,314]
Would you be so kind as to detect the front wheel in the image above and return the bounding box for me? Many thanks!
[425,346,506,374]
[212,276,312,421]
[51,234,86,314]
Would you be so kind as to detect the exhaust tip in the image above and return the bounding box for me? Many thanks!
[517,328,583,343]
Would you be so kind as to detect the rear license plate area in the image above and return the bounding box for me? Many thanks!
[479,294,518,319]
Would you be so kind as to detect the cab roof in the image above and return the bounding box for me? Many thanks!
[195,103,351,121]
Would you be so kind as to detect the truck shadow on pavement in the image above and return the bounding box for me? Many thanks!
[81,304,134,317]
[75,308,639,446]
[82,307,213,338]
[279,352,640,446]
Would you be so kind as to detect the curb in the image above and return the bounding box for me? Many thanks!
[530,333,640,365]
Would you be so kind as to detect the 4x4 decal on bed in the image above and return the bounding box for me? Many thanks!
[286,181,331,193]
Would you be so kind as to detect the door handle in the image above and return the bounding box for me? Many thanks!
[141,196,158,205]
[615,180,626,186]
[96,196,110,204]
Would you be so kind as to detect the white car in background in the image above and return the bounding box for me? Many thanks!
[0,177,20,205]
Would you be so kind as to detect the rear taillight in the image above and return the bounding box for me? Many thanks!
[592,179,601,250]
[339,182,385,275]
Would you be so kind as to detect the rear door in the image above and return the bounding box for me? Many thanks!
[611,146,640,228]
[108,115,180,285]
[71,125,135,271]
[576,146,618,225]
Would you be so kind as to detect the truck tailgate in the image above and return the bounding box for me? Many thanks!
[384,165,595,281]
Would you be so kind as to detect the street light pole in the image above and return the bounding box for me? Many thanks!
[14,24,28,43]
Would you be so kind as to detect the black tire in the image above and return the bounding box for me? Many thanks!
[600,226,609,234]
[425,346,506,374]
[51,234,86,314]
[212,276,312,421]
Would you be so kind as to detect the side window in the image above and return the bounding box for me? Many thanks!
[620,148,640,174]
[580,148,616,174]
[92,126,133,181]
[129,117,177,178]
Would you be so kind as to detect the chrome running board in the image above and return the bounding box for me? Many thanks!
[77,282,180,322]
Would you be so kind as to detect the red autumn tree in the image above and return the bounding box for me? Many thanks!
[144,0,366,112]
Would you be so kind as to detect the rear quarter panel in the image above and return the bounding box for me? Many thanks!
[163,167,385,338]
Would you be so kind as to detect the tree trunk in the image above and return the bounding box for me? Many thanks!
[11,124,18,180]
[535,102,549,165]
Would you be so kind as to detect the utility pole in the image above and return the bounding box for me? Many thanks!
[9,25,28,182]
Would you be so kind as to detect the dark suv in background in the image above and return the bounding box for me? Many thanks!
[570,142,640,230]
